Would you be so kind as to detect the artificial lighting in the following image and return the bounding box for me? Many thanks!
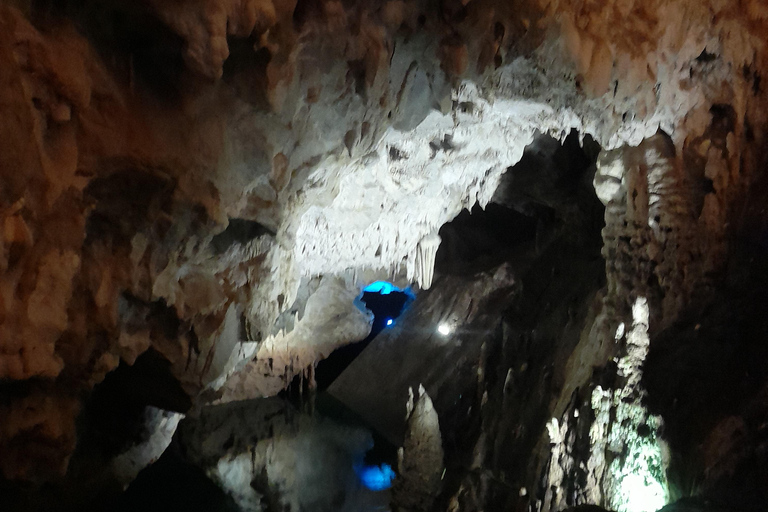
[386,318,394,326]
[437,323,452,335]
[613,473,667,512]
[363,281,398,295]
[606,297,669,512]
[355,463,396,491]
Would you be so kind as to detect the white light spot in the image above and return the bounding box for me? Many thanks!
[615,322,625,340]
[614,473,667,512]
[519,487,527,497]
[437,323,452,335]
[386,318,394,326]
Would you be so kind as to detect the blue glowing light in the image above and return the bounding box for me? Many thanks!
[356,281,416,319]
[363,281,398,295]
[355,464,396,491]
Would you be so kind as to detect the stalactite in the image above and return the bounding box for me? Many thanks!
[415,233,442,290]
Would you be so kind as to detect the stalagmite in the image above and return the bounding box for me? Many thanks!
[393,385,444,512]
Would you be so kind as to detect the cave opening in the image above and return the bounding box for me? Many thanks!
[71,348,191,472]
[434,201,541,276]
[359,281,415,334]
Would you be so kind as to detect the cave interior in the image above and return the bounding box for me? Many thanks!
[1,1,768,512]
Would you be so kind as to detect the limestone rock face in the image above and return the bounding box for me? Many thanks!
[0,0,767,509]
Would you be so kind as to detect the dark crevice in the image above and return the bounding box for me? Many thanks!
[347,59,368,98]
[292,0,317,31]
[118,293,183,344]
[696,49,718,63]
[210,218,275,254]
[89,348,191,420]
[710,104,736,138]
[222,38,273,109]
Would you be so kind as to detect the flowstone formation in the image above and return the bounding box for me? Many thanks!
[1,0,768,511]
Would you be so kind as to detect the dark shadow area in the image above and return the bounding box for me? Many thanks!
[643,170,768,511]
[105,445,240,512]
[435,202,539,275]
[30,0,188,102]
[211,218,275,254]
[436,131,602,278]
[428,131,606,511]
[642,145,768,511]
[57,348,193,507]
[0,348,193,512]
[222,37,273,110]
[110,395,397,512]
[89,349,191,418]
[493,131,600,215]
[643,240,768,511]
[314,393,399,470]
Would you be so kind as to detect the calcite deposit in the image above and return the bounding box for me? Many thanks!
[1,0,768,511]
